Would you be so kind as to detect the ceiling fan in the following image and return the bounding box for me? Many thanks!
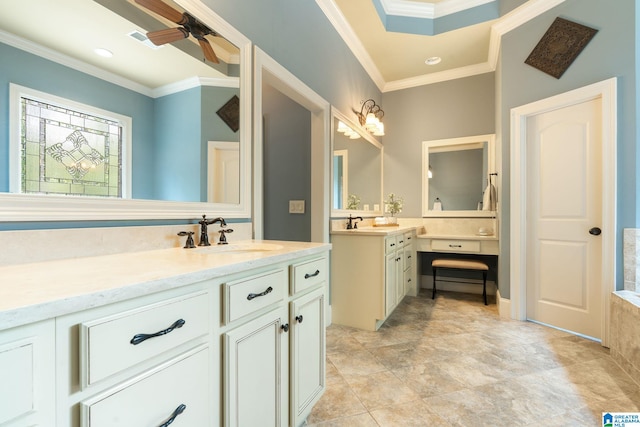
[134,0,219,63]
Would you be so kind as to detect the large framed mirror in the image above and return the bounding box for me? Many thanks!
[0,0,252,221]
[422,134,496,217]
[331,108,383,217]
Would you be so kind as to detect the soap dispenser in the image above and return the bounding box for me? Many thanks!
[433,197,443,211]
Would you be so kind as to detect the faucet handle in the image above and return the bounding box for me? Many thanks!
[218,228,234,245]
[177,231,196,249]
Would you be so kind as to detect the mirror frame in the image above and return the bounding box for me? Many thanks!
[422,133,496,218]
[0,0,253,221]
[331,107,383,218]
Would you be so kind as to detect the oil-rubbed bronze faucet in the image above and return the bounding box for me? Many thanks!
[346,214,363,230]
[198,214,227,246]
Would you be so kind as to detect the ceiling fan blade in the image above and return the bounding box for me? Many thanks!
[198,38,219,63]
[134,0,186,25]
[147,28,189,46]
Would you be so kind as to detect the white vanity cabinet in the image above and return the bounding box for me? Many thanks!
[0,320,55,426]
[221,254,328,427]
[331,228,417,331]
[0,242,330,427]
[55,285,215,427]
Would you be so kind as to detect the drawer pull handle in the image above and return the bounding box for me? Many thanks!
[247,286,273,301]
[281,323,289,332]
[304,270,320,279]
[296,315,304,323]
[158,403,186,427]
[390,243,395,247]
[449,244,462,248]
[130,319,186,345]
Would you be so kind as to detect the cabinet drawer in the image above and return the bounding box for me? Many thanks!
[403,248,413,270]
[431,239,480,253]
[385,236,399,254]
[290,257,327,294]
[81,346,210,427]
[224,269,286,324]
[81,292,209,386]
[403,231,414,246]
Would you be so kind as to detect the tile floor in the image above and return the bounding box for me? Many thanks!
[307,290,640,426]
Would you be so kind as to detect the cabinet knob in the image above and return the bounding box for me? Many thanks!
[296,315,304,323]
[281,323,289,333]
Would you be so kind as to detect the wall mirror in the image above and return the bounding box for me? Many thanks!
[422,134,496,217]
[331,108,383,217]
[0,0,252,221]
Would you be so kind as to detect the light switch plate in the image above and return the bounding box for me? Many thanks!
[289,200,305,214]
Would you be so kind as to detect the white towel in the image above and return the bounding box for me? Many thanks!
[482,183,496,211]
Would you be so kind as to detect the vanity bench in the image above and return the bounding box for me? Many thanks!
[417,233,498,302]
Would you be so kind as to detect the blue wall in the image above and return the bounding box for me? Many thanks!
[1,42,239,204]
[498,0,636,293]
[0,42,156,198]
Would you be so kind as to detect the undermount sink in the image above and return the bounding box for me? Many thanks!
[192,242,284,255]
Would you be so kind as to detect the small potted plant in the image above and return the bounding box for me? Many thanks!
[385,193,403,224]
[346,194,360,210]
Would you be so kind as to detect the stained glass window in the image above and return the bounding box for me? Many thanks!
[19,97,124,197]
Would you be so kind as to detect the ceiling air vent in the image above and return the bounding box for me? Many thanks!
[127,30,163,50]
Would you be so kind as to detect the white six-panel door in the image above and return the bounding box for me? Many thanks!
[525,98,603,339]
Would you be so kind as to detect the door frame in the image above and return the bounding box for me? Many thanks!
[253,47,331,243]
[510,78,617,347]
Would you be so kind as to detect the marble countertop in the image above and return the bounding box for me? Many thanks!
[330,225,421,236]
[0,240,330,331]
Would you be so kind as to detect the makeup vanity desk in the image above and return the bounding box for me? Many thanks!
[416,233,499,300]
[416,233,499,255]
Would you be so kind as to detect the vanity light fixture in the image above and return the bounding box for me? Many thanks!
[428,165,433,178]
[337,121,360,139]
[355,99,385,136]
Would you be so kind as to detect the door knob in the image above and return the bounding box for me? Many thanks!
[589,227,601,236]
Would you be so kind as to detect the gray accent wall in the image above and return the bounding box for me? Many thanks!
[262,84,312,242]
[380,73,496,217]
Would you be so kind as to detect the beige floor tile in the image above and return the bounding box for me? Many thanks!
[307,290,640,426]
[370,400,450,426]
[306,380,368,424]
[343,370,421,411]
[307,412,380,426]
[329,350,387,376]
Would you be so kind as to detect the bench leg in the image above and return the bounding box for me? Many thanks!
[432,267,437,299]
[482,271,488,305]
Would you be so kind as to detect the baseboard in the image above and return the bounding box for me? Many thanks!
[497,289,511,319]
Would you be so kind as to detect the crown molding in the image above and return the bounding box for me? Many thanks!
[378,0,496,19]
[315,0,386,91]
[0,28,241,99]
[383,62,494,92]
[151,76,239,98]
[0,29,154,97]
[319,0,566,92]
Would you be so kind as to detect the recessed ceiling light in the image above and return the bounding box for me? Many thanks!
[94,48,113,58]
[425,56,442,65]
